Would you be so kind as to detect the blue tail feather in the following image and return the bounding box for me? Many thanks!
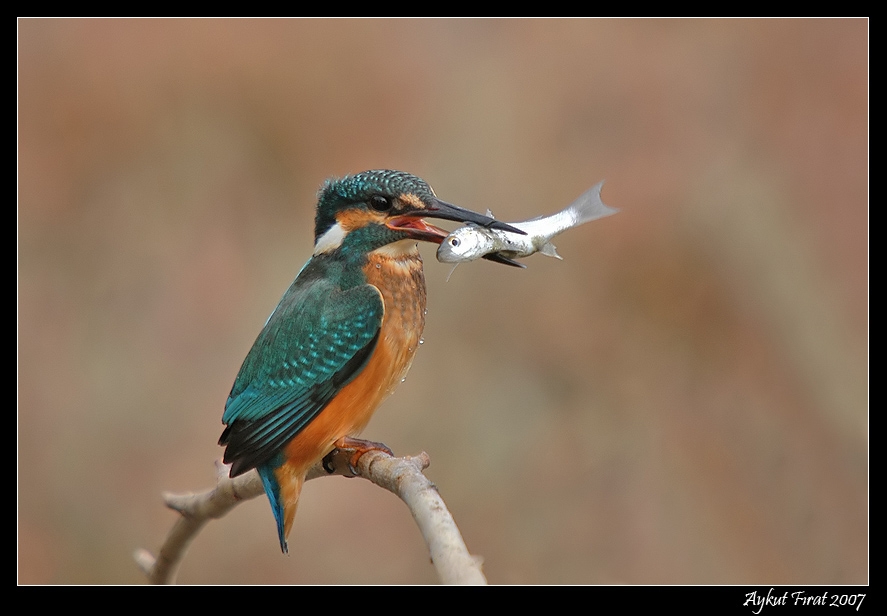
[257,462,288,554]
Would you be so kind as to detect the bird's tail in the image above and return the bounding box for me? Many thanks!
[257,461,304,554]
[569,180,619,226]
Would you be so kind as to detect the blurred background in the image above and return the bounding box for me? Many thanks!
[18,19,867,584]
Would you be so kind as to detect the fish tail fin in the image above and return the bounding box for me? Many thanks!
[539,242,562,260]
[570,180,619,226]
[257,461,305,554]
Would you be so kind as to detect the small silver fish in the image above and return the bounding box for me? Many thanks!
[436,181,617,268]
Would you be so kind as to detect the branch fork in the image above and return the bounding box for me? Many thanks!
[135,449,486,585]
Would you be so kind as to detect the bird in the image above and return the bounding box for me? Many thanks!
[218,169,520,553]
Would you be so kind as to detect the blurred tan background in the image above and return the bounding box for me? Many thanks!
[18,19,867,584]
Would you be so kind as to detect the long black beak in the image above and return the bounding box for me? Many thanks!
[409,198,526,235]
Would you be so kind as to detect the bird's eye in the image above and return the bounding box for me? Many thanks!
[369,195,392,211]
[449,238,460,247]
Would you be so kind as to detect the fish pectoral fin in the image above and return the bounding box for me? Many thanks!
[539,242,562,260]
[445,264,460,281]
[483,253,527,268]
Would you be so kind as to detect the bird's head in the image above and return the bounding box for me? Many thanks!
[312,170,520,256]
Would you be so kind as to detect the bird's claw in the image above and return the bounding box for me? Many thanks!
[325,437,394,477]
[321,450,338,474]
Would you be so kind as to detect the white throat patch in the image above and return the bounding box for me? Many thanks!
[313,222,347,255]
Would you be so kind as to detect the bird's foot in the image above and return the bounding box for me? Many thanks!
[323,437,394,477]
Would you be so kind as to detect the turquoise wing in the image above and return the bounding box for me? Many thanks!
[219,277,383,477]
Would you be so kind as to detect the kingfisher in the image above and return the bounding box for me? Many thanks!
[219,170,521,553]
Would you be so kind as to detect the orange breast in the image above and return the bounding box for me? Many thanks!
[282,242,427,474]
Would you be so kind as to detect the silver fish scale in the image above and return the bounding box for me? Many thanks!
[436,180,617,265]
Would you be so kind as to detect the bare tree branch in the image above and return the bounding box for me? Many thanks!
[135,450,486,585]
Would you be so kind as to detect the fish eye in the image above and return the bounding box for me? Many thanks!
[449,237,460,247]
[369,195,392,212]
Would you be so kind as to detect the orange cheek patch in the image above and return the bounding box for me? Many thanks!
[335,208,383,231]
[399,194,426,210]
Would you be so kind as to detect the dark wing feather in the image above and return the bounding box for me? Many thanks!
[220,278,384,476]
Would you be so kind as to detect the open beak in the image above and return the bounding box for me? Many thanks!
[387,198,525,244]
